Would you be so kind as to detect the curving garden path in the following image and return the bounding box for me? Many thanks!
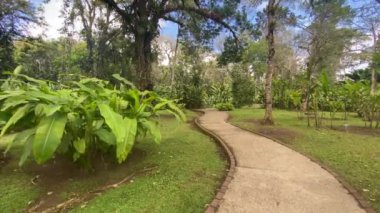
[197,110,365,213]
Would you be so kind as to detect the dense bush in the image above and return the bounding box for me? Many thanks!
[204,82,232,107]
[175,65,204,109]
[0,67,185,168]
[230,65,256,108]
[215,102,234,111]
[304,72,380,128]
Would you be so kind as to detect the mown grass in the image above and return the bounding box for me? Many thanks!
[0,111,227,212]
[229,108,380,212]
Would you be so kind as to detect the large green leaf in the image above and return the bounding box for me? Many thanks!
[0,133,17,149]
[167,102,186,121]
[140,119,161,144]
[35,104,61,117]
[26,91,58,102]
[0,112,11,126]
[112,74,136,89]
[117,117,137,163]
[125,90,140,111]
[95,128,116,145]
[153,100,186,122]
[0,90,26,101]
[13,65,23,75]
[1,104,32,136]
[98,103,124,141]
[1,97,28,111]
[73,138,86,154]
[5,128,35,153]
[99,104,137,162]
[33,112,67,164]
[19,137,33,166]
[43,105,62,116]
[153,100,170,111]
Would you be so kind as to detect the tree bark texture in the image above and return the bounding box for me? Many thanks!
[263,0,276,125]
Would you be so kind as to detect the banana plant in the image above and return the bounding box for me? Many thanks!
[0,67,185,167]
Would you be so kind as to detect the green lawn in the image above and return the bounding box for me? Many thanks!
[0,111,227,212]
[229,108,380,212]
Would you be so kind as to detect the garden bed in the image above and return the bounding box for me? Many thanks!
[0,111,227,212]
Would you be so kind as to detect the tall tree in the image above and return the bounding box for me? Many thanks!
[299,0,356,110]
[353,1,380,95]
[63,0,99,76]
[0,0,38,72]
[373,34,380,94]
[101,0,242,90]
[262,0,277,125]
[247,0,296,124]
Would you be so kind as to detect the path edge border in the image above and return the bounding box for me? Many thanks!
[193,110,236,213]
[227,116,376,213]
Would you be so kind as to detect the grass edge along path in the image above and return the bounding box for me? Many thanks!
[229,108,380,213]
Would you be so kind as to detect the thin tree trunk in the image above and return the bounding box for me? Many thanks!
[76,0,96,76]
[371,25,378,95]
[263,0,276,125]
[171,26,181,94]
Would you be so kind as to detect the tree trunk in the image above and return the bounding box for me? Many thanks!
[371,68,378,95]
[134,32,154,90]
[86,35,95,75]
[76,0,96,76]
[371,26,378,95]
[263,0,276,125]
[170,25,182,95]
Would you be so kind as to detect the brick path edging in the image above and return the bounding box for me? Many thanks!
[227,118,376,213]
[193,112,236,213]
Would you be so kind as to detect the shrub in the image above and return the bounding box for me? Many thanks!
[215,102,234,111]
[230,65,256,108]
[204,83,232,107]
[0,67,185,168]
[175,65,204,109]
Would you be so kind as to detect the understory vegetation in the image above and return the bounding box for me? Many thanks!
[0,68,185,169]
[0,111,226,212]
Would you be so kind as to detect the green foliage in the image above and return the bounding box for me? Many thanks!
[0,67,185,167]
[230,64,256,108]
[0,0,38,72]
[242,40,267,79]
[13,38,88,81]
[346,68,380,82]
[33,112,67,164]
[205,82,232,107]
[215,102,234,111]
[306,0,357,80]
[0,111,226,212]
[306,71,380,128]
[174,65,204,109]
[217,37,245,66]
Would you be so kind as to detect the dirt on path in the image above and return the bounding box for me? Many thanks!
[198,110,365,213]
